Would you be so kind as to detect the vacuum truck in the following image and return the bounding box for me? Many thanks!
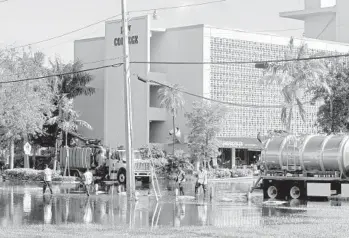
[251,134,349,199]
[59,146,152,184]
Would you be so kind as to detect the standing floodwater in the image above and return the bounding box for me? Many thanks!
[0,179,348,230]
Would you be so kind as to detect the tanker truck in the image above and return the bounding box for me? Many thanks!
[251,134,349,200]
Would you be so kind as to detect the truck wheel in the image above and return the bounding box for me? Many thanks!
[72,171,80,178]
[290,185,301,199]
[118,170,126,184]
[267,185,278,199]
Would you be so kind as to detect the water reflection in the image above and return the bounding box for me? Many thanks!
[43,196,52,224]
[0,180,348,229]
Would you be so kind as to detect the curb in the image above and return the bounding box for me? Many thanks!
[208,176,256,182]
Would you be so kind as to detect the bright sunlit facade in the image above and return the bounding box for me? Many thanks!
[74,15,349,166]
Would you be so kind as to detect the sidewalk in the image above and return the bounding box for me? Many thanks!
[208,176,256,182]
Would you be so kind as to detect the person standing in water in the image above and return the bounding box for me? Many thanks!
[176,166,186,196]
[83,168,93,196]
[195,166,208,197]
[43,164,53,195]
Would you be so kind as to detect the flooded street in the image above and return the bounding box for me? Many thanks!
[1,179,349,237]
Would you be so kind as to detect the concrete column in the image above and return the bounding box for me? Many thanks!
[305,0,321,9]
[231,148,236,169]
[244,149,249,165]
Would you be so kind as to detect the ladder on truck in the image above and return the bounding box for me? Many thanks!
[147,145,162,201]
[286,136,297,172]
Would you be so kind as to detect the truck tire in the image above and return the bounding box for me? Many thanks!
[118,170,126,184]
[72,170,81,178]
[289,185,301,199]
[267,185,278,199]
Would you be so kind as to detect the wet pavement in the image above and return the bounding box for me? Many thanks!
[1,178,349,230]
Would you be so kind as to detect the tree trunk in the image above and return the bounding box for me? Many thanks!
[9,139,14,169]
[53,140,58,171]
[64,130,70,177]
[23,134,29,169]
[56,104,63,171]
[172,115,175,155]
[32,147,37,169]
[330,97,334,134]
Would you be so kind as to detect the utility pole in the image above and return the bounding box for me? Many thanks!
[121,0,135,200]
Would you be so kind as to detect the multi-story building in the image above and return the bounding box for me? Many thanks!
[280,0,349,43]
[74,15,349,167]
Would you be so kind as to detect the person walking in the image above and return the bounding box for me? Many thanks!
[195,166,208,197]
[83,168,93,196]
[176,166,186,196]
[43,164,53,195]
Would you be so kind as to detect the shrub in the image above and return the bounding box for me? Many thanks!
[165,150,194,175]
[138,145,165,159]
[2,168,62,181]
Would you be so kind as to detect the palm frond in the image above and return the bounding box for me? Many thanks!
[46,116,59,125]
[287,107,293,131]
[75,120,93,130]
[296,97,306,122]
[281,107,287,127]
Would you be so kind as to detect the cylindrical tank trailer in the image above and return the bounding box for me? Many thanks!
[261,134,349,178]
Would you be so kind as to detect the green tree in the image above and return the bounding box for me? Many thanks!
[35,58,95,170]
[311,58,349,133]
[157,84,185,155]
[185,101,227,169]
[261,37,329,131]
[46,97,92,175]
[0,49,54,169]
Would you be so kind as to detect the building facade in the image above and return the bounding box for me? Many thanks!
[280,0,349,43]
[74,15,349,167]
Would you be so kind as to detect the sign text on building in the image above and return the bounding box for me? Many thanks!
[114,24,139,46]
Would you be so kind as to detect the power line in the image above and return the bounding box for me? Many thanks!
[135,0,225,12]
[0,57,123,79]
[130,53,349,65]
[2,51,349,82]
[0,61,319,109]
[6,0,226,50]
[316,15,335,39]
[137,76,283,109]
[0,63,123,85]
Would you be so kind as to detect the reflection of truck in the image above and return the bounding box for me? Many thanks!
[59,146,152,184]
[251,134,349,200]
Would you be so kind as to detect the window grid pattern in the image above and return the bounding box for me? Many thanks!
[210,37,334,138]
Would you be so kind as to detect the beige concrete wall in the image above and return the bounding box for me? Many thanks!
[104,16,150,149]
[149,25,206,146]
[336,0,349,43]
[74,37,105,142]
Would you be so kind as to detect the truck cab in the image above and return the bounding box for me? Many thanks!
[108,150,152,184]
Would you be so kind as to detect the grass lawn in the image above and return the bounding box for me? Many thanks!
[0,221,347,238]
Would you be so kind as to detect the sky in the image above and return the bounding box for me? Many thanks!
[0,0,306,62]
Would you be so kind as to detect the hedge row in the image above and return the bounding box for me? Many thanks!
[2,168,78,182]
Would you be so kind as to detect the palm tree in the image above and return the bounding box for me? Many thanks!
[46,97,92,175]
[43,58,95,170]
[261,37,330,132]
[157,84,185,155]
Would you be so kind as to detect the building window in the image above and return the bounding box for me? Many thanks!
[321,0,336,8]
[209,36,336,137]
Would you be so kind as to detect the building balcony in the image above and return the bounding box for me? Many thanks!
[148,107,167,121]
[280,6,336,20]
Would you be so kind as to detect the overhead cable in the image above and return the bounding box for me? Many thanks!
[0,63,123,85]
[137,76,283,109]
[130,53,349,65]
[6,0,226,50]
